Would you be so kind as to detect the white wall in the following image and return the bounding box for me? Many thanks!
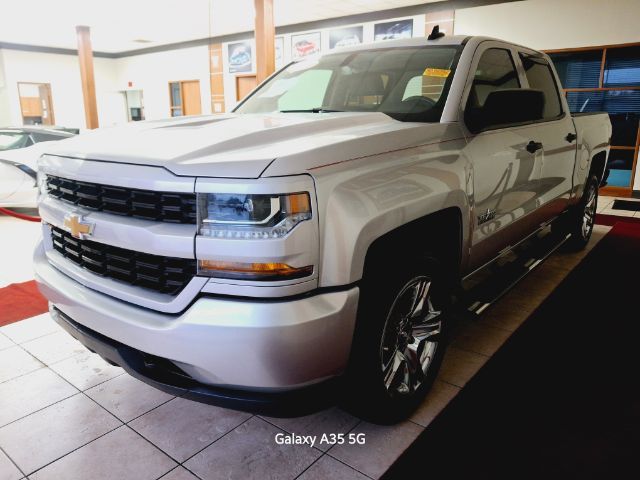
[113,45,212,120]
[0,50,13,126]
[0,49,123,129]
[454,0,640,50]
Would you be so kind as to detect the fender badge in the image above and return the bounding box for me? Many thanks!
[477,208,496,225]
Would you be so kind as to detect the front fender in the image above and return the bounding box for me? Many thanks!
[311,132,470,286]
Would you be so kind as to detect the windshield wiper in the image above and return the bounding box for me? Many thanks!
[279,107,344,113]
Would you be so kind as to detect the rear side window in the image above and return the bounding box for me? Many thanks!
[520,54,563,120]
[467,48,520,109]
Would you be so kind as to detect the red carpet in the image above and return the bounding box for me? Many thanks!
[0,280,49,327]
[596,213,640,226]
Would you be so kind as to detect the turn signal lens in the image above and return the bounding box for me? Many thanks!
[198,260,313,281]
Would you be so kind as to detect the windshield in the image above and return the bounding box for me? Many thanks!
[0,132,30,151]
[235,46,461,122]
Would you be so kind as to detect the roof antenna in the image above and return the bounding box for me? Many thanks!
[428,25,445,40]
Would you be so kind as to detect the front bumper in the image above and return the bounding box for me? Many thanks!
[34,242,359,396]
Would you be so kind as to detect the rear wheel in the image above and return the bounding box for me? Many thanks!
[345,257,451,424]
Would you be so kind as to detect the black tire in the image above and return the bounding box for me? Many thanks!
[556,174,599,252]
[344,255,451,424]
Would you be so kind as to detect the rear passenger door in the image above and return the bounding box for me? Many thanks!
[518,52,576,217]
[461,43,547,271]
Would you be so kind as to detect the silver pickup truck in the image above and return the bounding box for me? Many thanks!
[34,35,611,423]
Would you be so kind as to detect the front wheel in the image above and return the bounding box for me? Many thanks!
[559,174,599,251]
[345,257,451,424]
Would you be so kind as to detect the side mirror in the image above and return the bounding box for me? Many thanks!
[467,88,544,133]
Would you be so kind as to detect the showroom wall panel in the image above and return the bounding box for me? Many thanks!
[221,14,425,109]
[0,49,122,129]
[454,0,640,50]
[114,45,212,120]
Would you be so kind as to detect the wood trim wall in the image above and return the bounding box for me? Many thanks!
[209,43,225,113]
[254,0,275,85]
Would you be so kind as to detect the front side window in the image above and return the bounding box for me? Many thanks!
[235,46,461,122]
[520,54,563,120]
[466,48,520,110]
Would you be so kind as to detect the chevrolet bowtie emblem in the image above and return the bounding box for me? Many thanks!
[63,213,94,239]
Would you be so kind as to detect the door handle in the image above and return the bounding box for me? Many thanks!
[526,141,543,153]
[565,132,577,143]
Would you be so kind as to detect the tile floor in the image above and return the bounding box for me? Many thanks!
[0,196,632,480]
[597,195,640,217]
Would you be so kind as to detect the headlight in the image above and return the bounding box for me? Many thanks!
[197,192,312,239]
[197,191,314,280]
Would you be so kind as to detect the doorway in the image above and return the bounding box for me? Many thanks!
[124,90,145,121]
[18,82,55,125]
[169,80,202,117]
[236,74,257,102]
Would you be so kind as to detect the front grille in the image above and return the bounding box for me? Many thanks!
[50,226,196,295]
[46,175,197,224]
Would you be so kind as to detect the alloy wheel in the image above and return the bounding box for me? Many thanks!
[582,185,597,240]
[380,276,442,396]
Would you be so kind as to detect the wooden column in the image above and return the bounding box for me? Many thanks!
[254,0,275,84]
[76,25,99,129]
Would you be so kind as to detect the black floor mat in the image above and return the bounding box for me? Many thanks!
[612,199,640,211]
[384,220,640,480]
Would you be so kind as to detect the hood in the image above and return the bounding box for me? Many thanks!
[41,113,453,178]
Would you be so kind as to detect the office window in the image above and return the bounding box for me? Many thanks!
[547,44,640,191]
[604,46,640,87]
[548,50,601,89]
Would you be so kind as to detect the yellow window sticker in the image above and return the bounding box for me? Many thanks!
[423,68,451,78]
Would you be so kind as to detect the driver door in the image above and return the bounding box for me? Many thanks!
[461,43,546,271]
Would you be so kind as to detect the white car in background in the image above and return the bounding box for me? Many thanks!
[0,127,76,209]
[1,142,60,208]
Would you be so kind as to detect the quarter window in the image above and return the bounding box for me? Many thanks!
[520,54,563,119]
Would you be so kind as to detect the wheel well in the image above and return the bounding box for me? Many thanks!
[362,208,463,282]
[590,151,607,186]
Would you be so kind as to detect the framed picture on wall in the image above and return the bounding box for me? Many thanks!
[329,26,363,49]
[374,19,413,41]
[228,41,252,73]
[275,37,284,68]
[291,32,321,60]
